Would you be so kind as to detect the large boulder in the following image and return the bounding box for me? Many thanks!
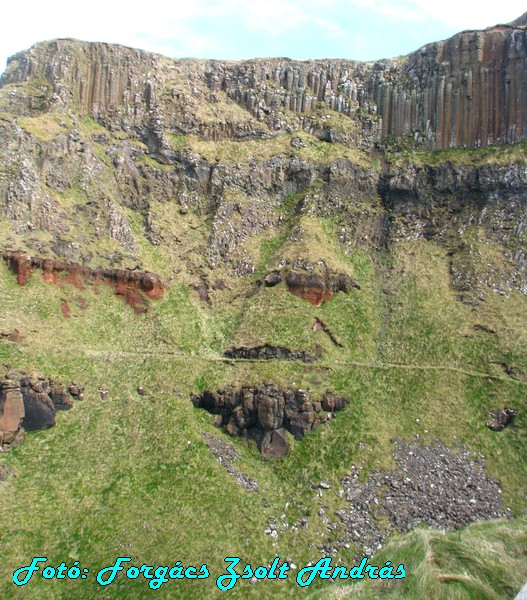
[21,377,56,431]
[258,429,289,460]
[49,384,73,410]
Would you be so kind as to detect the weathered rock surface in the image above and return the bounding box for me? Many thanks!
[381,163,527,299]
[285,270,360,306]
[258,429,289,460]
[0,378,25,449]
[21,377,56,431]
[48,384,73,411]
[0,372,82,445]
[192,385,348,458]
[4,252,164,313]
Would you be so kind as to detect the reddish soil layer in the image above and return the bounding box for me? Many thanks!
[4,252,165,314]
[285,271,360,307]
[288,287,333,307]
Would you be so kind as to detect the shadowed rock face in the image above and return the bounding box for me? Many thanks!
[4,252,164,314]
[21,378,56,431]
[19,374,78,431]
[192,385,348,459]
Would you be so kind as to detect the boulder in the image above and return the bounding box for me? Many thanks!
[21,381,56,431]
[259,429,289,460]
[321,391,349,412]
[68,384,84,398]
[264,272,282,287]
[486,407,516,431]
[49,385,73,410]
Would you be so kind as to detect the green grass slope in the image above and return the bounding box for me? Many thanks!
[0,210,525,598]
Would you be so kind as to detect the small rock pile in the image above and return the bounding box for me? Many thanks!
[486,407,516,431]
[202,433,258,492]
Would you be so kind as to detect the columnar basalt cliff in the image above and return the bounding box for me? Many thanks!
[2,14,526,149]
[0,16,526,592]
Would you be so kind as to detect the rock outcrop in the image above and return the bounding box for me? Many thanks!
[0,371,82,447]
[20,374,79,431]
[3,252,164,314]
[285,270,360,306]
[192,385,348,459]
[224,345,319,363]
[21,376,56,431]
[380,163,527,299]
[486,407,517,431]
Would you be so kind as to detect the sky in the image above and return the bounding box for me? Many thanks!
[1,1,525,75]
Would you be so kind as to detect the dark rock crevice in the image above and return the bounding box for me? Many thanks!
[312,318,343,348]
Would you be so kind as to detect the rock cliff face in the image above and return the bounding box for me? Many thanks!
[207,19,527,149]
[0,17,526,307]
[381,163,527,300]
[2,15,526,149]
